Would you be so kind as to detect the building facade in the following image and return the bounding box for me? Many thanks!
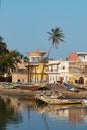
[12,59,28,83]
[68,52,87,62]
[12,50,48,83]
[12,51,87,85]
[48,60,69,83]
[68,61,87,84]
[68,52,87,84]
[27,50,48,83]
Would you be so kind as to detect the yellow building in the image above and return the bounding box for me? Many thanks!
[29,62,48,83]
[68,61,87,85]
[12,50,48,83]
[27,50,48,83]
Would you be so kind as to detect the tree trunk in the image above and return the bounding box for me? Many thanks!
[40,43,53,83]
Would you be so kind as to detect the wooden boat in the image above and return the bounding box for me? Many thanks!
[0,82,17,89]
[17,83,44,91]
[63,81,79,92]
[35,95,82,105]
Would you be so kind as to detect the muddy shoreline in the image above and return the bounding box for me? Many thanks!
[0,84,87,99]
[51,84,87,99]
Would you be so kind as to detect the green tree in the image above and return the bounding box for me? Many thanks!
[0,36,24,80]
[6,50,23,75]
[0,36,9,55]
[0,36,9,76]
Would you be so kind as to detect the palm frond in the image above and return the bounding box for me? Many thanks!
[47,26,65,56]
[47,32,52,35]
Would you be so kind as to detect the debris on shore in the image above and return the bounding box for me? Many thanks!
[0,83,87,99]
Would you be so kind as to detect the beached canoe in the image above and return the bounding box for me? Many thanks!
[63,81,79,92]
[16,83,44,91]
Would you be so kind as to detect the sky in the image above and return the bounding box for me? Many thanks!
[0,0,87,59]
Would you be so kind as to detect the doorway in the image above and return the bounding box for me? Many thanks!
[79,77,84,84]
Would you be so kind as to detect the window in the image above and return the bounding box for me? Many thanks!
[50,76,51,81]
[57,64,59,71]
[51,65,53,72]
[62,66,65,70]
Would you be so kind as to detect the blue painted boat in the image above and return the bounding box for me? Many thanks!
[63,82,79,92]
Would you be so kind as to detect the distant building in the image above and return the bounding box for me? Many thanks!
[69,61,87,84]
[12,59,28,83]
[69,52,87,62]
[12,50,87,85]
[68,52,87,84]
[48,60,69,83]
[27,49,46,62]
[48,59,87,85]
[12,49,48,83]
[27,49,48,83]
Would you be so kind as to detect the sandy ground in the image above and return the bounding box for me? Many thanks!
[0,84,87,99]
[51,84,87,99]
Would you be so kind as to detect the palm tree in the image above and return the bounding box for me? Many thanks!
[47,27,64,58]
[41,27,64,83]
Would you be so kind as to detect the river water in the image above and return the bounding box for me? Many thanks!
[0,94,87,130]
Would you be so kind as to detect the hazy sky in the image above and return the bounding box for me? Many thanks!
[0,0,87,59]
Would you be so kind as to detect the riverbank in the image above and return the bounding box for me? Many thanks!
[0,87,34,97]
[51,84,87,99]
[0,84,87,99]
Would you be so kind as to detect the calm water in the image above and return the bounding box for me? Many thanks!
[0,95,87,130]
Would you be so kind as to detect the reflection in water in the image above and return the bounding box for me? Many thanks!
[42,113,50,130]
[47,106,87,124]
[0,95,87,130]
[36,102,87,125]
[0,95,22,130]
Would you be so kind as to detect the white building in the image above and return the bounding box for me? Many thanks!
[77,52,87,62]
[68,52,87,62]
[48,60,69,83]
